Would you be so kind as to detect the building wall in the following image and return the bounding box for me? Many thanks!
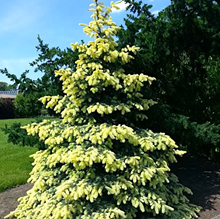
[0,90,18,99]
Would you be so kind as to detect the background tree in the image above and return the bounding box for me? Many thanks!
[0,81,8,91]
[29,35,79,96]
[0,36,79,97]
[118,0,220,157]
[0,36,79,117]
[0,81,13,91]
[120,0,220,123]
[6,1,200,218]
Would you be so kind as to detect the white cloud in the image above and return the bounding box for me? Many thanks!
[0,0,43,32]
[149,0,155,2]
[152,10,161,15]
[112,1,129,13]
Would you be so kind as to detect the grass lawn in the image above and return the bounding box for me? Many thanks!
[0,118,38,192]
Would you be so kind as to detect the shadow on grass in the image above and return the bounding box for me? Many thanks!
[171,155,220,212]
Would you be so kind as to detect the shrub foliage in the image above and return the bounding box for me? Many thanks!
[0,98,15,119]
[147,104,220,160]
[14,93,42,118]
[2,119,46,150]
[7,1,200,218]
[117,0,220,159]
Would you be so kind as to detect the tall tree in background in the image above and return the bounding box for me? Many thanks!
[0,36,79,96]
[119,0,220,124]
[160,0,220,123]
[29,35,79,96]
[116,0,220,157]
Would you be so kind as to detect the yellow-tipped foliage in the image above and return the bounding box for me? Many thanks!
[6,1,200,218]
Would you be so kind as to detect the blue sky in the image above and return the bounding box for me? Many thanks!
[0,0,170,84]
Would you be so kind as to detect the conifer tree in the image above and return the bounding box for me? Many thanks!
[6,1,200,218]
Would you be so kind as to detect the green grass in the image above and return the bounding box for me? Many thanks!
[0,118,38,192]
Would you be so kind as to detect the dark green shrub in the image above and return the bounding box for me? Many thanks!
[0,98,15,119]
[189,122,220,161]
[147,104,220,161]
[2,119,46,150]
[14,93,42,118]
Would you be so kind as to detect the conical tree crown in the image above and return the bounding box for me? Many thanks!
[40,0,156,127]
[6,1,200,219]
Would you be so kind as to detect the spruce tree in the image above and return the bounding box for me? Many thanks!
[6,1,200,218]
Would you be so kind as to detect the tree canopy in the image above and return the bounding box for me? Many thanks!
[0,81,15,91]
[119,0,220,124]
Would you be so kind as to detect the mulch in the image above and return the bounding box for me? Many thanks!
[171,155,220,219]
[0,155,219,219]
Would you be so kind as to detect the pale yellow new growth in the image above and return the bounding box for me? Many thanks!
[6,1,200,219]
